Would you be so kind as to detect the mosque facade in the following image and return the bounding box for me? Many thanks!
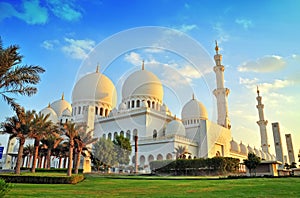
[3,44,277,171]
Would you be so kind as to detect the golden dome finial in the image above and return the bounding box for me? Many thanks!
[61,92,64,100]
[48,102,51,108]
[96,63,100,73]
[142,60,145,70]
[215,40,219,55]
[192,93,195,100]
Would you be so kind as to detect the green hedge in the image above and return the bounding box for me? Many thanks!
[0,174,84,184]
[20,168,83,173]
[150,157,240,176]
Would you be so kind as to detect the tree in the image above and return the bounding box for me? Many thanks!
[175,145,188,159]
[23,144,34,168]
[29,112,52,173]
[243,152,261,176]
[41,125,63,169]
[74,127,97,174]
[92,137,116,170]
[63,121,83,176]
[113,135,132,165]
[1,108,35,174]
[0,38,45,111]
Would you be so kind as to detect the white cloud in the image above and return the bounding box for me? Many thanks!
[47,0,82,21]
[0,0,48,25]
[177,64,203,83]
[238,55,286,73]
[41,39,59,50]
[213,22,230,43]
[235,18,253,30]
[62,38,95,60]
[124,52,143,66]
[176,24,198,33]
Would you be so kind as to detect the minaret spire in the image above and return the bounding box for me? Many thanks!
[213,42,230,129]
[48,103,51,108]
[192,93,195,100]
[256,89,270,153]
[61,92,64,100]
[142,60,145,70]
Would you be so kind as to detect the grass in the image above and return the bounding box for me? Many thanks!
[4,174,300,197]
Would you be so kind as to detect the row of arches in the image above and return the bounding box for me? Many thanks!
[95,106,110,117]
[72,106,87,116]
[132,153,173,165]
[183,119,200,125]
[103,129,138,141]
[125,98,161,111]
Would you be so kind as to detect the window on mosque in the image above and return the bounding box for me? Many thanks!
[100,108,103,116]
[108,133,112,140]
[147,101,150,108]
[114,132,118,139]
[132,100,135,108]
[136,100,140,107]
[153,130,157,139]
[120,131,124,137]
[78,106,81,114]
[128,102,130,109]
[95,107,98,115]
[105,109,108,116]
[126,130,131,140]
[152,101,155,109]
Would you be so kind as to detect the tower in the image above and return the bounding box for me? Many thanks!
[256,87,270,153]
[213,41,231,129]
[285,134,295,164]
[272,122,284,167]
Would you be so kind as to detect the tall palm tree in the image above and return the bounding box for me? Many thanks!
[63,121,82,176]
[29,112,52,173]
[0,38,45,111]
[41,125,64,169]
[74,128,97,174]
[175,145,188,159]
[23,144,34,168]
[1,108,35,174]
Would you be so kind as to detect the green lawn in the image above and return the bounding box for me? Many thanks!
[5,175,300,198]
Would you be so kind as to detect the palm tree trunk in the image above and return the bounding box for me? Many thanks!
[31,138,39,173]
[15,138,25,175]
[58,157,62,168]
[46,148,51,169]
[38,156,42,168]
[75,149,81,174]
[67,140,74,176]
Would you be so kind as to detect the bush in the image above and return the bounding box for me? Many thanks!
[0,178,13,197]
[150,157,240,176]
[0,175,85,184]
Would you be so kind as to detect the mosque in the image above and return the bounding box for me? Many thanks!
[3,43,278,171]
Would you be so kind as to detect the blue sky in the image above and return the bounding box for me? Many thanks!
[0,0,299,158]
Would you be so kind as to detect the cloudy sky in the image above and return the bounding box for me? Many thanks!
[0,0,299,158]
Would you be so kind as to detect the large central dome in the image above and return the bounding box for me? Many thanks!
[122,69,163,102]
[72,71,117,107]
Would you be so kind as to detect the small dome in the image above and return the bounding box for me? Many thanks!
[122,69,163,102]
[230,139,240,153]
[108,108,117,116]
[181,98,208,121]
[62,108,71,117]
[50,96,72,117]
[40,106,58,123]
[239,142,247,155]
[254,148,261,158]
[247,145,254,154]
[72,71,117,107]
[260,150,266,160]
[165,120,185,136]
[118,102,127,111]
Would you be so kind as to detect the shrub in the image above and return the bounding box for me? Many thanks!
[0,178,13,197]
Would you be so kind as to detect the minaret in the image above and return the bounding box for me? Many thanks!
[272,122,284,167]
[256,87,270,153]
[285,134,295,164]
[213,41,231,129]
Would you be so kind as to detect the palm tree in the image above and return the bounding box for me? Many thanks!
[29,112,52,173]
[74,128,97,174]
[1,108,35,174]
[63,121,82,176]
[175,145,188,159]
[0,38,45,111]
[41,126,64,169]
[23,144,34,168]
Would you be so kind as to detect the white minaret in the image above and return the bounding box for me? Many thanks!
[213,41,231,129]
[256,87,270,153]
[285,134,296,164]
[272,122,284,167]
